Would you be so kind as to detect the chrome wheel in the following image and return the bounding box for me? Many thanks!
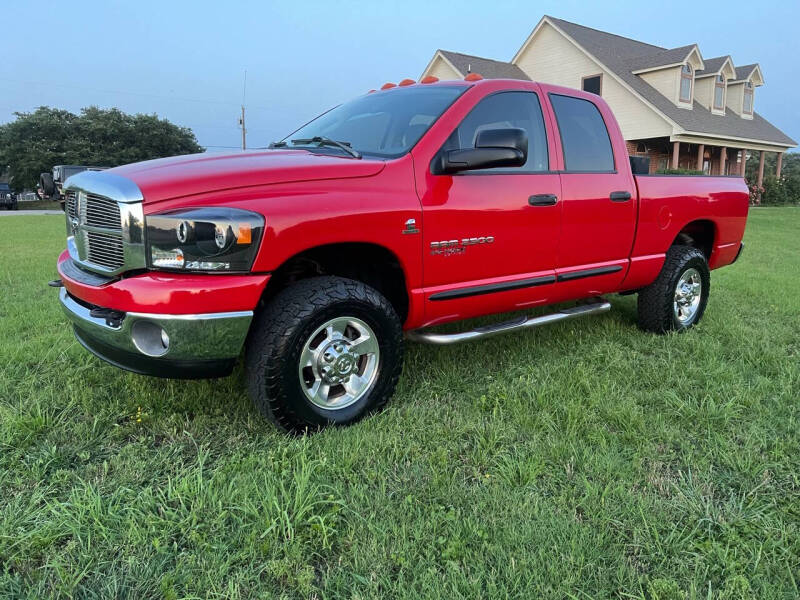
[298,316,380,410]
[673,267,702,324]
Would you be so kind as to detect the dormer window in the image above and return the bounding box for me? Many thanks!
[743,81,754,115]
[713,74,725,110]
[679,64,693,103]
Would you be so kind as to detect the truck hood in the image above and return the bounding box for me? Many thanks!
[109,149,386,204]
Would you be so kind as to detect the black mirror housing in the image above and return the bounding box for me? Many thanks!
[433,127,528,175]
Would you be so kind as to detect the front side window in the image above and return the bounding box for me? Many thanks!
[714,74,726,110]
[284,85,466,158]
[441,91,550,172]
[743,81,754,115]
[680,64,693,103]
[549,94,615,172]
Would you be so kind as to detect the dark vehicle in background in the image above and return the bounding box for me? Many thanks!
[0,183,17,210]
[40,165,107,208]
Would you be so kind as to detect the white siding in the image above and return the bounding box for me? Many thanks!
[639,67,682,106]
[424,56,462,81]
[694,77,713,110]
[514,22,672,140]
[726,82,752,119]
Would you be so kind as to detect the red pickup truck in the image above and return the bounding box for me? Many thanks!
[56,77,748,432]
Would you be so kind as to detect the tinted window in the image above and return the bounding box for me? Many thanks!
[550,94,615,172]
[286,86,465,158]
[443,91,549,172]
[582,75,602,96]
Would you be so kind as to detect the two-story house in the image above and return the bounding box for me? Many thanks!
[421,16,795,187]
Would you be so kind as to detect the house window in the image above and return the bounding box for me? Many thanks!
[582,74,602,96]
[743,81,754,115]
[713,74,725,110]
[679,64,693,103]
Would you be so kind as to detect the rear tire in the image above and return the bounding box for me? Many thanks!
[637,245,710,333]
[245,276,403,433]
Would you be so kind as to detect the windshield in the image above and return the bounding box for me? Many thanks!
[283,85,466,158]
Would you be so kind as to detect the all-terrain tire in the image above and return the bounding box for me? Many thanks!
[637,245,710,334]
[245,276,403,433]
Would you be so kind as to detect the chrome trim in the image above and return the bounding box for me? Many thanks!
[59,288,253,361]
[64,170,144,204]
[406,301,611,345]
[64,171,146,276]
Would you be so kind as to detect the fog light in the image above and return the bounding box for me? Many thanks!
[131,320,170,357]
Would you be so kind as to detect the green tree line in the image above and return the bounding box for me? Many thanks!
[0,107,203,192]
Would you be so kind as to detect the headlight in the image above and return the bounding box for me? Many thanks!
[146,207,264,272]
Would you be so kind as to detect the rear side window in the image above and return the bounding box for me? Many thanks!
[549,94,615,172]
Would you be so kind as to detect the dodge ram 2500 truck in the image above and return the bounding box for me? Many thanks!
[56,76,748,432]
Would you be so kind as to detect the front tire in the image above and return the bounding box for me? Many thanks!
[245,276,403,433]
[637,245,710,333]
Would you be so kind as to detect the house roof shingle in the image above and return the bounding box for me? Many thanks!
[734,64,759,81]
[628,45,698,72]
[545,17,796,146]
[437,50,530,81]
[695,55,732,77]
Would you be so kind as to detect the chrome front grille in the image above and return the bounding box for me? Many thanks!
[84,194,122,230]
[64,171,146,276]
[86,231,125,269]
[66,191,78,218]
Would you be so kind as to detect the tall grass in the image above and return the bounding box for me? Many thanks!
[1,209,798,598]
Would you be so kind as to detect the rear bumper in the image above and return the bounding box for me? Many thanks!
[60,288,253,379]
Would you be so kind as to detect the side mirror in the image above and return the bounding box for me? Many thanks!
[434,128,528,175]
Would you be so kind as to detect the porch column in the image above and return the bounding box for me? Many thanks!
[776,152,783,178]
[696,144,704,172]
[719,147,727,176]
[757,151,765,188]
[671,141,680,170]
[741,149,748,176]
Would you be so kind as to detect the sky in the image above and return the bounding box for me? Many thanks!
[3,0,799,151]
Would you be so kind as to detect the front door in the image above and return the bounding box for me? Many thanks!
[416,90,562,325]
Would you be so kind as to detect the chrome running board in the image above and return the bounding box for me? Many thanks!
[406,300,611,345]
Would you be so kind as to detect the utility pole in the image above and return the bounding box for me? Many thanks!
[240,105,246,150]
[239,70,247,150]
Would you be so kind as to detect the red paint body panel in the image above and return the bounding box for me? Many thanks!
[58,250,270,314]
[61,79,749,333]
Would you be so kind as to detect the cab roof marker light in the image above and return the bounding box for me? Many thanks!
[464,73,483,81]
[367,89,377,93]
[380,82,396,90]
[398,78,415,86]
[420,76,439,84]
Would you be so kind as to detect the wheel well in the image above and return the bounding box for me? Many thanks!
[261,243,409,321]
[672,220,715,259]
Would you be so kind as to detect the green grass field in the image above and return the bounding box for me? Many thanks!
[1,210,798,599]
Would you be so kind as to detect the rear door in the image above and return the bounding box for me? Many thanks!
[546,91,636,295]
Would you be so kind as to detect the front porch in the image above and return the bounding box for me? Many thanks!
[626,137,785,193]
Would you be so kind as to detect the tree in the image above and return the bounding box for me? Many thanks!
[0,107,203,191]
[744,151,800,205]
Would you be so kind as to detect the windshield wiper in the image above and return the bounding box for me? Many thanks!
[288,136,362,159]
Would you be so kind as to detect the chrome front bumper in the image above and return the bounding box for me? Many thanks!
[59,288,253,378]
